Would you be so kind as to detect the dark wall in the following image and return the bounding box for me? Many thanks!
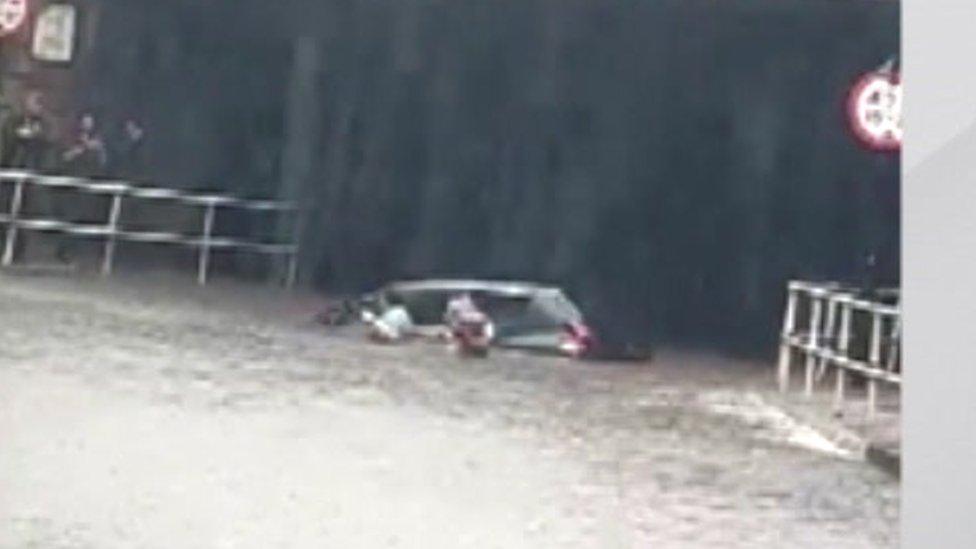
[85,0,900,356]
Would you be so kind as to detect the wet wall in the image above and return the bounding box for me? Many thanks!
[84,0,900,356]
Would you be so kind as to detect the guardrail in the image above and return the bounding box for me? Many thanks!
[0,170,300,287]
[777,280,900,419]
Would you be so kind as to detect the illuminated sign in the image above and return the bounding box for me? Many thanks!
[0,0,27,37]
[847,69,902,152]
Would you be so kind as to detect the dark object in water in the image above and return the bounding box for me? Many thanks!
[315,298,360,327]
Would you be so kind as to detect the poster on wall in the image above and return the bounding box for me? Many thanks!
[0,0,28,38]
[31,3,78,64]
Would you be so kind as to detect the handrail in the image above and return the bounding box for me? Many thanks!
[0,170,298,210]
[776,279,901,420]
[0,170,300,286]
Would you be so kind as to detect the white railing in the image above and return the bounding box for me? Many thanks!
[0,170,300,286]
[777,280,901,419]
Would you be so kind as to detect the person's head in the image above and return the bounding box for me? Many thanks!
[124,118,144,140]
[79,113,96,132]
[458,292,478,308]
[25,92,43,115]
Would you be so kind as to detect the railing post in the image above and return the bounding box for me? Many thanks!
[866,378,878,421]
[886,313,901,372]
[866,310,882,420]
[197,202,216,286]
[869,311,883,366]
[804,292,823,398]
[2,175,26,267]
[101,191,124,276]
[834,301,853,413]
[816,295,839,382]
[834,369,847,416]
[283,206,302,289]
[777,284,799,393]
[285,252,298,289]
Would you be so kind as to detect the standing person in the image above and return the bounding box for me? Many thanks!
[55,113,109,265]
[0,92,14,166]
[7,91,50,170]
[1,92,52,263]
[112,118,146,180]
[61,112,108,177]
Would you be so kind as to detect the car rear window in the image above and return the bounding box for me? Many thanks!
[480,294,570,336]
[533,290,584,323]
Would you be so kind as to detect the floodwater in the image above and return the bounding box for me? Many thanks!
[0,273,898,548]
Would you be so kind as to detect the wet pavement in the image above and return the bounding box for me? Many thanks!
[0,273,899,548]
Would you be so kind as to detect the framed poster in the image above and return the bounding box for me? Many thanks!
[31,3,78,64]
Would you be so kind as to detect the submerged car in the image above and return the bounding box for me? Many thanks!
[361,279,596,358]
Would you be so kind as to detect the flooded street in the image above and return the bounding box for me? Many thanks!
[1,274,898,548]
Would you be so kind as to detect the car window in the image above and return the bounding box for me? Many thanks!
[478,294,562,336]
[388,290,450,325]
[382,285,584,332]
[479,295,532,325]
[534,290,583,323]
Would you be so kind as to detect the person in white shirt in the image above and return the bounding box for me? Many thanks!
[444,293,494,352]
[362,296,415,343]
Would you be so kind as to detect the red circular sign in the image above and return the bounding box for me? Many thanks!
[847,70,902,152]
[0,0,27,37]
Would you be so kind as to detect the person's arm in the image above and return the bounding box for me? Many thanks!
[23,118,45,139]
[93,138,108,166]
[63,143,84,161]
[15,120,36,138]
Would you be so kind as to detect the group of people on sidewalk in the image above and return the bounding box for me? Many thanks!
[0,91,149,265]
[0,91,146,179]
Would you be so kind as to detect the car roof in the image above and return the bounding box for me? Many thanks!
[381,279,559,297]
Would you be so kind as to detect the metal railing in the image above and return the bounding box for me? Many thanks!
[0,170,300,286]
[777,280,901,419]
